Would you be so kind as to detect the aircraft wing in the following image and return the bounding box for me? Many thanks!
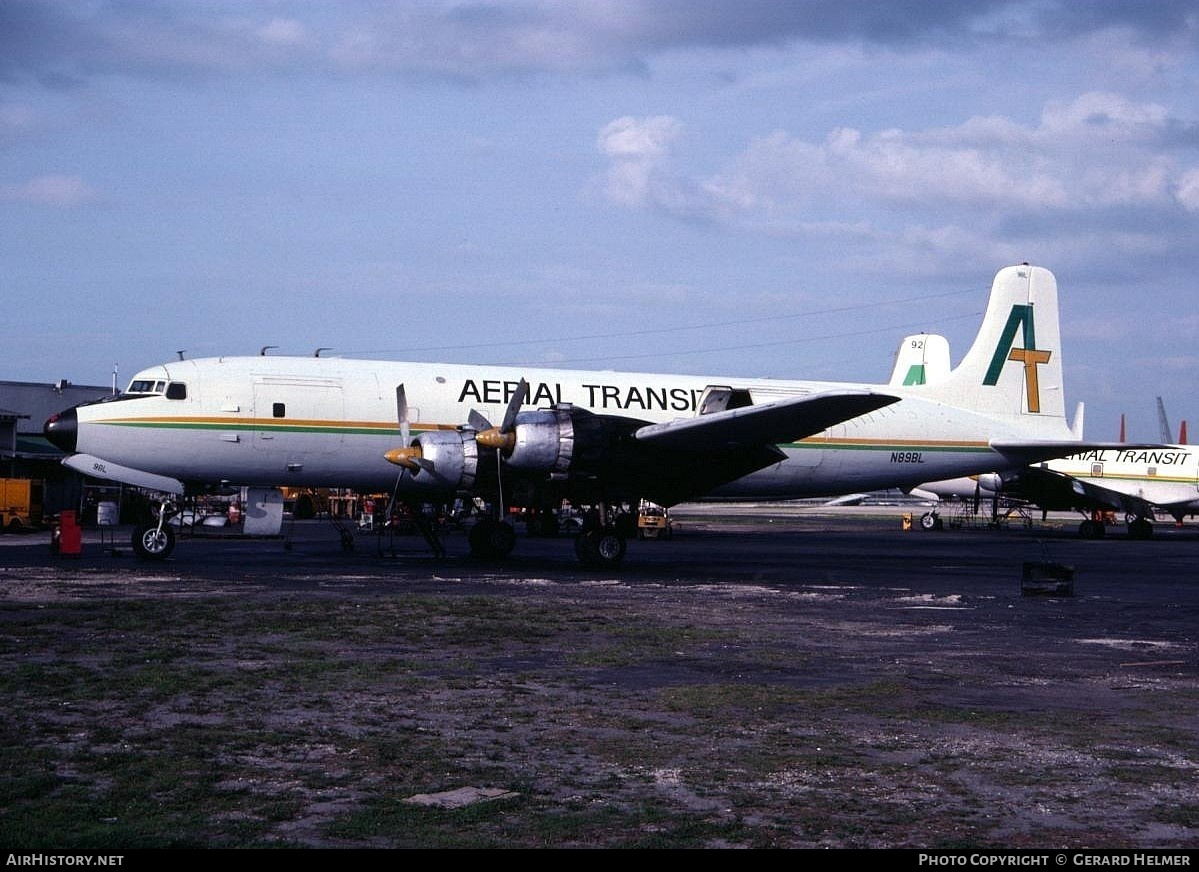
[1013,464,1158,519]
[1065,475,1157,519]
[633,389,901,451]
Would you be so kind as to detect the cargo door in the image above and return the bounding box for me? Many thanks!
[252,378,344,456]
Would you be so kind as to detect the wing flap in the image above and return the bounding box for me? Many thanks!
[633,390,900,451]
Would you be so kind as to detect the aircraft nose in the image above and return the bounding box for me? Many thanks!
[44,408,78,453]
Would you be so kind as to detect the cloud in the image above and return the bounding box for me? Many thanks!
[1,174,99,206]
[597,115,713,217]
[3,1,1197,85]
[1176,168,1199,211]
[256,18,307,47]
[604,92,1199,228]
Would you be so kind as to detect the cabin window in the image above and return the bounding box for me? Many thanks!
[166,382,187,400]
[1148,467,1157,477]
[273,403,286,418]
[1091,463,1103,476]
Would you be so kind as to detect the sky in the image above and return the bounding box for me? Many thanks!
[2,0,1197,442]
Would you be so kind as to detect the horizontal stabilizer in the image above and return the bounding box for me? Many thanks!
[633,390,900,451]
[63,453,186,495]
[989,440,1169,468]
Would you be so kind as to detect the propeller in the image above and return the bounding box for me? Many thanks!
[384,384,433,472]
[469,379,528,521]
[475,379,528,455]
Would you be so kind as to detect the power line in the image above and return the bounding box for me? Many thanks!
[341,286,979,357]
[509,310,982,367]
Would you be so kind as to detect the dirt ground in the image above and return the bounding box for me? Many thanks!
[1,516,1198,848]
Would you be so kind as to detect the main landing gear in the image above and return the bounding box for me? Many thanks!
[572,506,635,568]
[574,526,627,567]
[1077,512,1153,540]
[466,502,635,568]
[468,516,517,560]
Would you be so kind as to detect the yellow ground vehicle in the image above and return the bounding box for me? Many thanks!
[636,502,672,540]
[1,478,44,532]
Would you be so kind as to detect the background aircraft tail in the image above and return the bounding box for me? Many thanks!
[920,264,1067,427]
[888,333,951,386]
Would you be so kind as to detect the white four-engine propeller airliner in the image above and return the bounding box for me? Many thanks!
[45,264,1132,566]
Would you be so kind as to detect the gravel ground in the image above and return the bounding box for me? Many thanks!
[1,514,1197,848]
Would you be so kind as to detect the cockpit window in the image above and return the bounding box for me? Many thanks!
[125,378,186,398]
[127,379,166,395]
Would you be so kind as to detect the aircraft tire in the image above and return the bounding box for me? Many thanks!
[1078,519,1105,540]
[920,512,942,531]
[132,523,175,560]
[1128,518,1153,540]
[575,528,626,568]
[469,519,516,559]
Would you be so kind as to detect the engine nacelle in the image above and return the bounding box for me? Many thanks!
[406,429,478,491]
[976,473,1006,494]
[503,408,576,473]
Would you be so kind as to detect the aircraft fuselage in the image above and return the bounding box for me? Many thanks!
[55,355,1049,502]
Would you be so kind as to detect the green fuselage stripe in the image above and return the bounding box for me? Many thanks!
[99,417,993,453]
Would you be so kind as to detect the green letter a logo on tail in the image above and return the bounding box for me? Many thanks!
[983,304,1052,413]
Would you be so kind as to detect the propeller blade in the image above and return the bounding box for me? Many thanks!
[386,383,429,471]
[500,379,528,434]
[396,385,410,446]
[467,409,492,432]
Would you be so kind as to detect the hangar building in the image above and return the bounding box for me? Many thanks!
[1,379,114,517]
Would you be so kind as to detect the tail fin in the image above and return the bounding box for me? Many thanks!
[888,334,951,386]
[922,264,1066,424]
[1156,396,1172,443]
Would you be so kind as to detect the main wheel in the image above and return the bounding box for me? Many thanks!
[468,519,516,559]
[132,523,175,560]
[919,512,942,531]
[1078,519,1105,539]
[1127,518,1153,540]
[574,527,626,568]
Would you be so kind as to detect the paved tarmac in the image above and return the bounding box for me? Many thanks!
[2,504,1197,847]
[6,502,1192,592]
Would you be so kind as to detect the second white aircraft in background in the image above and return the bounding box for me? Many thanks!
[894,334,1197,538]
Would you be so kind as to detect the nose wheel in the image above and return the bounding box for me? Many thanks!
[132,522,176,560]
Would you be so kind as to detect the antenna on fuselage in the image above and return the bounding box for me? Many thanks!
[176,350,186,360]
[260,346,278,356]
[315,347,332,357]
